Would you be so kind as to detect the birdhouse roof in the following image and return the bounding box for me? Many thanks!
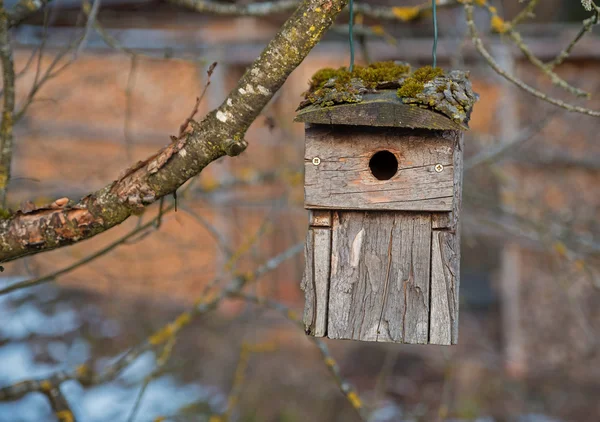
[295,90,468,131]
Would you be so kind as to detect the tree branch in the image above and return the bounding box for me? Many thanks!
[0,0,349,264]
[0,1,15,207]
[464,3,600,118]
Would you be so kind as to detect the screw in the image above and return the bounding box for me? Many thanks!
[434,164,444,173]
[312,157,321,166]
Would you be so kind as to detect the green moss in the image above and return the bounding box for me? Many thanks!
[0,208,11,219]
[306,61,411,93]
[412,65,444,83]
[397,80,425,98]
[397,65,445,99]
[308,67,351,91]
[353,61,411,89]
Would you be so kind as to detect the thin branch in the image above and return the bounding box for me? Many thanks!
[221,342,276,420]
[464,4,600,117]
[545,12,599,70]
[506,29,589,98]
[123,54,138,162]
[465,111,558,170]
[232,292,367,420]
[74,0,101,58]
[479,1,589,98]
[0,243,302,402]
[508,0,539,28]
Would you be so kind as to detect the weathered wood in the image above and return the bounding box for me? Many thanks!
[300,227,331,337]
[309,210,332,227]
[430,230,459,345]
[327,211,431,343]
[295,91,468,131]
[429,131,463,344]
[432,213,451,229]
[304,125,455,212]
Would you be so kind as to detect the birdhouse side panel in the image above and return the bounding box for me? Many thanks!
[304,125,455,212]
[429,130,463,344]
[430,229,460,344]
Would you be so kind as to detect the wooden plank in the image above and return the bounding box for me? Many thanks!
[327,211,431,343]
[430,130,463,344]
[300,227,331,337]
[300,229,315,335]
[309,210,332,227]
[296,91,468,131]
[429,230,459,345]
[304,126,455,212]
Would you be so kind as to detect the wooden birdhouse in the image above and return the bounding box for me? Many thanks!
[296,88,473,345]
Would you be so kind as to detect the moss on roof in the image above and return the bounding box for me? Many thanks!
[299,62,479,125]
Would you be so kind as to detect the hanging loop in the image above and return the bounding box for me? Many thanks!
[432,0,438,67]
[349,0,355,71]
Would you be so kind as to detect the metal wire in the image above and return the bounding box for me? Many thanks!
[349,0,355,71]
[432,0,438,67]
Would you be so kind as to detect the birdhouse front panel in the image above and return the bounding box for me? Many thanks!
[304,125,455,211]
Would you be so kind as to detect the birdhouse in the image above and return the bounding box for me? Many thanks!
[296,88,473,345]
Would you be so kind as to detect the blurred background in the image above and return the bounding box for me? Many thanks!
[0,0,599,421]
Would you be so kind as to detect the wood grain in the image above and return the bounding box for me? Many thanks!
[429,130,463,344]
[304,125,455,212]
[301,227,332,336]
[429,230,458,345]
[327,211,431,343]
[295,91,468,131]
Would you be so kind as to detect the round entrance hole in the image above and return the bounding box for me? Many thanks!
[369,150,398,180]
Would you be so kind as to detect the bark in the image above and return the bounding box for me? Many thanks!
[0,0,349,263]
[0,2,15,207]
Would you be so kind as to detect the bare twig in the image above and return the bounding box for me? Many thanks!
[0,243,302,404]
[231,292,367,420]
[508,0,539,28]
[220,342,276,420]
[546,12,599,70]
[465,111,558,170]
[75,0,101,58]
[464,4,600,117]
[123,55,138,162]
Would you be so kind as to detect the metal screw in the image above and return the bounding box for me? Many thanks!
[312,157,321,166]
[434,164,444,173]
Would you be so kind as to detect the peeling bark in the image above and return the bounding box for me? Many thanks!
[0,0,349,263]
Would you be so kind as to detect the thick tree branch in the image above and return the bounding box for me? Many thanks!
[0,1,15,207]
[0,0,348,264]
